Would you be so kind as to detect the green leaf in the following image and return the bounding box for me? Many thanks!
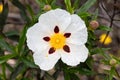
[0,36,15,53]
[46,0,54,4]
[64,71,80,80]
[79,68,94,75]
[4,30,19,41]
[64,0,73,14]
[109,67,115,80]
[0,74,4,80]
[70,73,79,80]
[10,63,27,80]
[67,68,78,73]
[21,57,38,68]
[51,0,57,6]
[73,0,80,9]
[77,0,96,15]
[1,63,6,80]
[88,31,96,40]
[6,63,13,72]
[98,25,112,31]
[90,47,110,55]
[0,76,3,80]
[4,30,19,37]
[0,53,17,64]
[86,57,93,69]
[79,12,91,19]
[98,48,111,60]
[26,4,35,20]
[17,25,28,53]
[64,72,71,80]
[67,63,94,76]
[92,9,98,20]
[35,0,45,7]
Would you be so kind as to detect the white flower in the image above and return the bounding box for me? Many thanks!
[26,9,88,71]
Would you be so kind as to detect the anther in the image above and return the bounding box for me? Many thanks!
[43,36,50,42]
[63,45,70,53]
[49,47,56,54]
[64,33,71,38]
[54,26,59,33]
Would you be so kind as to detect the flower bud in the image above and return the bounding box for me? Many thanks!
[43,5,51,11]
[89,20,99,30]
[110,59,117,66]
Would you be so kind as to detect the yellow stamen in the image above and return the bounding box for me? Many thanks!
[99,34,112,45]
[0,2,3,13]
[50,33,66,49]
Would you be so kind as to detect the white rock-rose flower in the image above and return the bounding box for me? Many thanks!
[26,9,89,71]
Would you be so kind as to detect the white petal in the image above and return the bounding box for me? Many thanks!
[33,48,60,71]
[66,28,88,45]
[65,14,88,45]
[38,9,71,33]
[26,23,49,52]
[61,44,88,66]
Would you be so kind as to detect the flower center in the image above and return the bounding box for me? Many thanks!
[43,26,71,54]
[50,33,66,49]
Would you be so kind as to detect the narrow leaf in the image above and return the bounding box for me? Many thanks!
[77,0,96,15]
[0,54,17,64]
[21,57,38,68]
[0,36,14,53]
[10,63,27,80]
[17,25,28,53]
[64,0,73,14]
[98,25,112,31]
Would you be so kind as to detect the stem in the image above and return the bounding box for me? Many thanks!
[100,1,112,19]
[101,0,117,45]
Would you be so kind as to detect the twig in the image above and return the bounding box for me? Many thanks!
[102,0,117,45]
[98,15,120,28]
[100,0,112,19]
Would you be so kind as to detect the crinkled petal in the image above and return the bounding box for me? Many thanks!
[33,48,61,71]
[65,14,88,45]
[38,9,71,33]
[26,23,50,52]
[61,44,88,66]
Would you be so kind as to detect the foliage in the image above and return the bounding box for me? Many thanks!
[0,0,120,80]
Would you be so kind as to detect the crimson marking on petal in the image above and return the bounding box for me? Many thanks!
[63,45,70,53]
[64,33,71,38]
[54,26,59,33]
[43,36,50,42]
[49,47,56,54]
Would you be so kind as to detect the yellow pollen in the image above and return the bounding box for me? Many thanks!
[50,33,66,49]
[0,3,3,13]
[56,39,60,43]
